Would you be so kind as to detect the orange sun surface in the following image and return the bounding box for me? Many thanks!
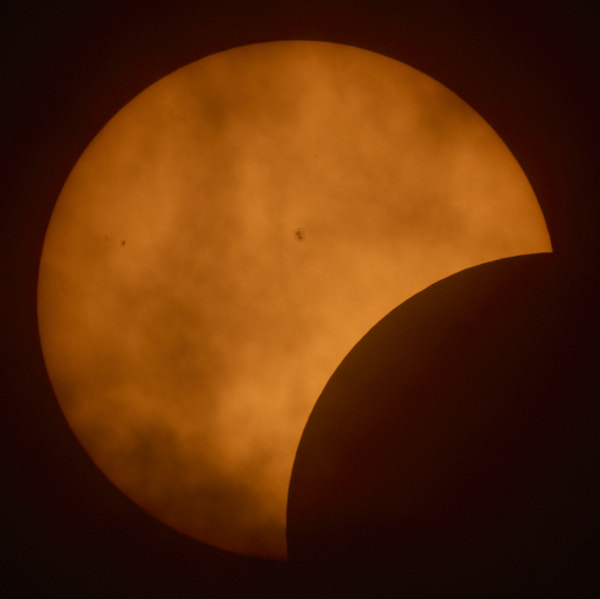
[37,41,551,559]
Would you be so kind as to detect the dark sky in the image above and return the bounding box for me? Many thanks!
[2,1,598,597]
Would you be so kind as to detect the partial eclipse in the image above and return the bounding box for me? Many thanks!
[37,41,551,559]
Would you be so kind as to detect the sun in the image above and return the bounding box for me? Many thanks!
[37,41,551,559]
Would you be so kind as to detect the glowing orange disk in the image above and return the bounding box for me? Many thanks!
[37,41,551,559]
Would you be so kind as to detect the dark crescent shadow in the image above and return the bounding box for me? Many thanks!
[287,253,598,596]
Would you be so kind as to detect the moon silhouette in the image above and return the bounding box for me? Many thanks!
[37,41,551,559]
[287,253,595,595]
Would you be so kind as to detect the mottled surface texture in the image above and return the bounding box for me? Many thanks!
[38,41,550,558]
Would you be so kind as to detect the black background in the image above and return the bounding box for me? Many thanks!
[2,1,598,597]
